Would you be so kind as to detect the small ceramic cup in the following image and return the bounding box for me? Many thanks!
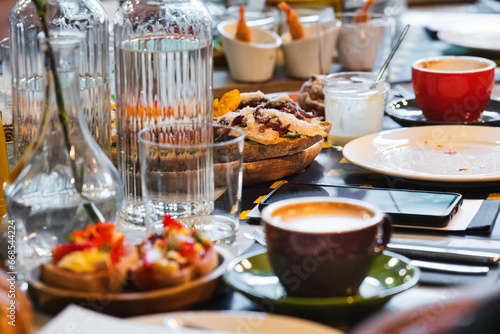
[261,197,391,298]
[281,24,339,79]
[412,56,496,122]
[218,21,281,83]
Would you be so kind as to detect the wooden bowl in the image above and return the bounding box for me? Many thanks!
[243,139,323,185]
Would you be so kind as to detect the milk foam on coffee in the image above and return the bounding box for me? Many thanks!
[270,201,375,233]
[278,216,372,233]
[417,58,490,72]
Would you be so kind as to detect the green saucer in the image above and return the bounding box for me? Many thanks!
[223,250,420,324]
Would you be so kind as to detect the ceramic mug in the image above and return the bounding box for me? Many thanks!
[412,56,496,122]
[261,197,391,298]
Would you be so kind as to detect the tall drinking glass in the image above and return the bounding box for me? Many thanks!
[114,0,213,227]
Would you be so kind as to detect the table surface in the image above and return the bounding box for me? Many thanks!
[34,1,500,332]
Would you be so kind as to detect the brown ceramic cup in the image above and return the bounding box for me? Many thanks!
[261,197,391,298]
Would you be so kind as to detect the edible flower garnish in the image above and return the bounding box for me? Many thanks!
[213,89,241,116]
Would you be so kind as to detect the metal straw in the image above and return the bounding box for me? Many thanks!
[376,24,410,82]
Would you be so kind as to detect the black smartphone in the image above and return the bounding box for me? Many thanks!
[258,183,463,227]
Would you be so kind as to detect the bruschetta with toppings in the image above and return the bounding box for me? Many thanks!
[131,215,218,291]
[40,222,138,292]
[214,90,331,162]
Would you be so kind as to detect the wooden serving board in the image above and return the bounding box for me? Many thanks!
[243,140,323,186]
[28,247,233,317]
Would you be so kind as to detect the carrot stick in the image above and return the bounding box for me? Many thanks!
[235,5,251,42]
[278,2,305,40]
[353,0,375,24]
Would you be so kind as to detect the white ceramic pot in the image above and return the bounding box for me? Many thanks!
[218,21,282,83]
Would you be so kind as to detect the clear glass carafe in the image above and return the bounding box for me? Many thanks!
[114,0,213,227]
[9,0,112,161]
[4,32,123,275]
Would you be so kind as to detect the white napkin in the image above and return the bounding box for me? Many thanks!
[39,305,255,334]
[37,305,168,334]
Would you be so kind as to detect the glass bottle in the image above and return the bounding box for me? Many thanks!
[0,118,8,217]
[114,0,213,227]
[9,0,112,161]
[4,32,124,275]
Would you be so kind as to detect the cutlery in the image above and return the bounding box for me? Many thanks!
[249,228,267,246]
[249,228,491,275]
[409,260,489,275]
[387,243,500,265]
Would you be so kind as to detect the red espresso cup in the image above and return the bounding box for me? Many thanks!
[261,197,391,298]
[412,56,496,122]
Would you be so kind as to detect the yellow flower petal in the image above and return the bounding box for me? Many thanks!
[214,89,241,117]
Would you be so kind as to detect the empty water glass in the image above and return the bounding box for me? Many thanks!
[138,123,244,245]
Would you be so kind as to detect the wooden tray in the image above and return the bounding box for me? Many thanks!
[28,247,233,317]
[243,140,323,185]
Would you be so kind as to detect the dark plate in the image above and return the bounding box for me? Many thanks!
[386,98,500,127]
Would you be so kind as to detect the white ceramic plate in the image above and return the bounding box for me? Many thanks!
[342,125,500,182]
[131,310,344,334]
[438,19,500,52]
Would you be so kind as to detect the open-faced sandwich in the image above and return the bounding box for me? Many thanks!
[40,222,138,292]
[131,215,218,291]
[214,90,331,162]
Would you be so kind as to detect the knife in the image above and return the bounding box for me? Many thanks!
[387,243,500,265]
[410,260,489,275]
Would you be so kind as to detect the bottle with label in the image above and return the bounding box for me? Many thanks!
[0,117,8,217]
[9,0,112,161]
[114,0,213,228]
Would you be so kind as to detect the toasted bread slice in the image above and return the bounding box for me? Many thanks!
[243,121,331,162]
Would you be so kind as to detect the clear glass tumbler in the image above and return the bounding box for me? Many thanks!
[335,13,393,72]
[138,123,244,245]
[323,72,388,150]
[114,0,213,227]
[225,5,281,31]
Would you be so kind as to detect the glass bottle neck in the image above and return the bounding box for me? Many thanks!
[43,32,83,119]
[41,32,85,128]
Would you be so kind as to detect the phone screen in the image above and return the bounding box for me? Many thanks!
[259,183,463,227]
